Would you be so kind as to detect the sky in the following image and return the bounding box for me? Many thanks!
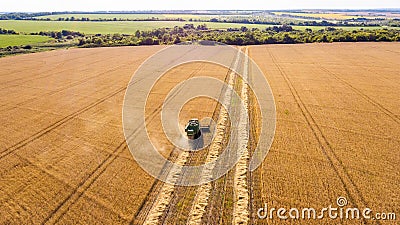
[1,0,400,12]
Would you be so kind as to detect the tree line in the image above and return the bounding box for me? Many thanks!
[1,24,399,57]
[0,28,18,34]
[77,24,400,47]
[0,12,52,20]
[30,30,85,39]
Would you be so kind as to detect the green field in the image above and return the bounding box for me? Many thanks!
[0,35,52,48]
[36,13,253,21]
[36,13,216,20]
[0,20,394,35]
[0,20,275,34]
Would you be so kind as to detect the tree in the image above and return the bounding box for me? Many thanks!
[56,32,63,39]
[135,30,141,38]
[173,36,181,44]
[94,38,103,45]
[78,39,86,46]
[61,30,71,36]
[319,35,329,42]
[281,24,293,32]
[141,37,154,45]
[283,34,295,43]
[162,34,171,43]
[264,36,277,44]
[233,36,244,45]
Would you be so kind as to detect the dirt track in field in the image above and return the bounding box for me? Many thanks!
[0,43,399,224]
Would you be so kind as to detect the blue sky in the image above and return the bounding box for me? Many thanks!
[2,0,399,12]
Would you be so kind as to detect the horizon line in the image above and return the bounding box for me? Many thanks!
[1,8,400,13]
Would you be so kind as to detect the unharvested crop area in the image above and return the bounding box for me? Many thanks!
[0,42,399,224]
[250,42,400,224]
[0,46,165,224]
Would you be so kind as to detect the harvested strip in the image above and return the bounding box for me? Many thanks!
[187,108,229,224]
[187,50,240,225]
[232,47,250,225]
[144,151,190,225]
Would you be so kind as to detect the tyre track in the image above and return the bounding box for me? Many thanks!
[0,50,108,85]
[265,47,371,224]
[0,47,102,72]
[161,147,207,224]
[318,66,400,124]
[142,151,191,225]
[0,54,154,159]
[42,141,131,224]
[0,85,127,160]
[0,58,144,113]
[131,152,178,224]
[289,45,400,125]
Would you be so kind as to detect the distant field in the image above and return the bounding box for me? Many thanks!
[0,20,391,35]
[36,13,252,21]
[0,20,273,34]
[0,35,51,48]
[36,13,217,20]
[273,12,388,20]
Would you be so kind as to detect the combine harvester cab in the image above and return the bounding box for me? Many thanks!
[185,118,201,139]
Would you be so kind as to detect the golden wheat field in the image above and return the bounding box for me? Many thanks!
[0,43,399,224]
